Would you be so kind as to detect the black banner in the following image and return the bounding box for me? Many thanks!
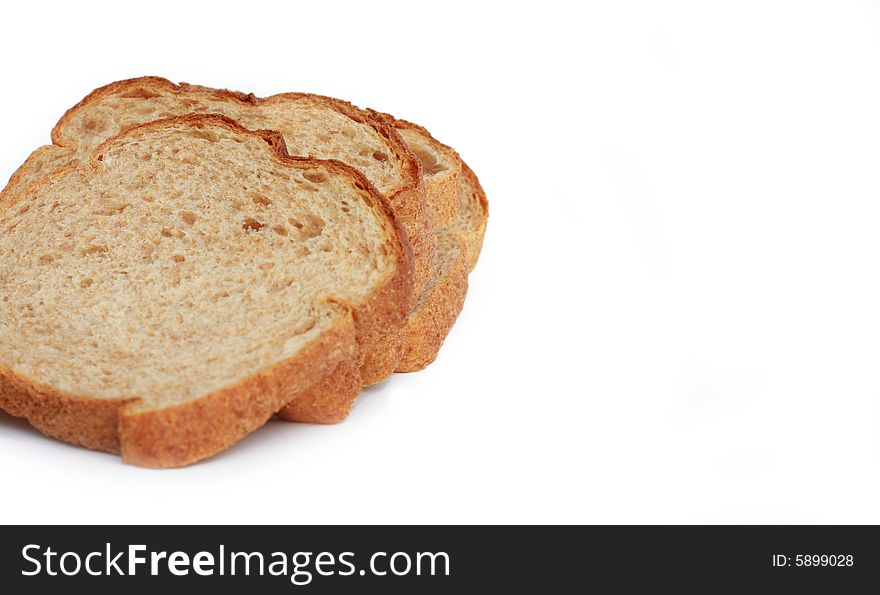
[0,526,876,592]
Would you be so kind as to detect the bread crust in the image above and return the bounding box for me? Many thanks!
[393,163,486,372]
[395,237,469,371]
[119,312,357,467]
[0,115,412,467]
[275,356,362,424]
[457,161,489,272]
[373,117,489,372]
[0,145,74,202]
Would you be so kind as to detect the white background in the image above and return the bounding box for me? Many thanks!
[1,0,880,524]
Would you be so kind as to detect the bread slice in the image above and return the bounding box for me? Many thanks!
[0,115,411,467]
[2,80,487,422]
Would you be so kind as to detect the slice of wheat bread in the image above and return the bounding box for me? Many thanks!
[0,115,411,467]
[2,77,435,305]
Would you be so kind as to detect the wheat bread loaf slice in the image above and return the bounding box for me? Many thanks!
[0,115,411,467]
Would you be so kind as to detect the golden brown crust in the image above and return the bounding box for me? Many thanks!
[0,367,136,454]
[0,312,357,468]
[0,116,412,467]
[393,158,488,372]
[395,238,469,372]
[362,113,489,373]
[0,145,76,202]
[458,160,489,272]
[275,356,362,424]
[119,312,357,467]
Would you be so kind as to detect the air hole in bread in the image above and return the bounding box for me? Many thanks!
[38,255,54,265]
[372,151,388,162]
[303,171,326,184]
[80,278,93,288]
[81,245,108,256]
[160,228,173,238]
[119,87,162,100]
[242,217,264,232]
[250,193,271,207]
[142,195,155,202]
[181,211,197,225]
[293,214,324,239]
[97,204,129,216]
[413,148,445,176]
[189,129,220,143]
[271,225,288,236]
[172,254,186,263]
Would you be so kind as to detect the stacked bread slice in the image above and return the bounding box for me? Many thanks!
[0,77,487,466]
